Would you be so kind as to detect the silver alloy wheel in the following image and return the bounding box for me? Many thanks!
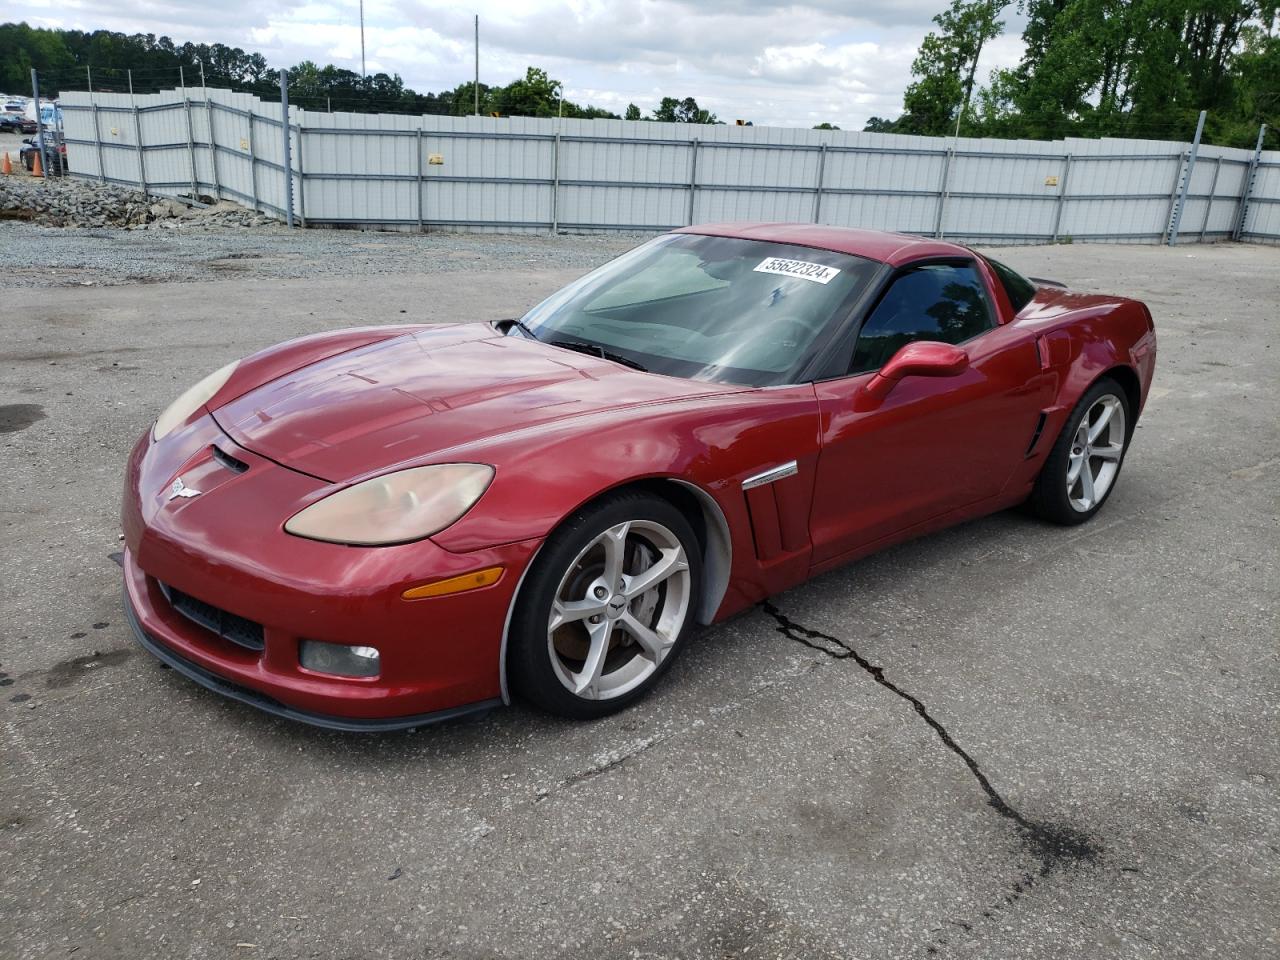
[1066,394,1127,512]
[547,519,692,701]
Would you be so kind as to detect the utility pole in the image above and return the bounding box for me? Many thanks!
[359,0,367,78]
[474,15,480,116]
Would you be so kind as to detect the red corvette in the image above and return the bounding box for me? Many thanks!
[122,223,1157,729]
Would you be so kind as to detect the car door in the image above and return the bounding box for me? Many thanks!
[809,257,1048,566]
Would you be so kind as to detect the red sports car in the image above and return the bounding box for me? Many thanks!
[122,223,1157,729]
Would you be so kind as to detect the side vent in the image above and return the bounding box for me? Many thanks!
[744,485,783,560]
[1024,412,1048,458]
[741,460,807,561]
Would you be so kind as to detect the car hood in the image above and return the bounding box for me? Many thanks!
[211,324,729,483]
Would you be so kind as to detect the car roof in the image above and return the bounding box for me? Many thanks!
[673,222,976,268]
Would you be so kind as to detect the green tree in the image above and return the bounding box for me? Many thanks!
[813,122,841,129]
[625,102,641,120]
[899,0,1010,135]
[476,67,619,119]
[448,80,491,116]
[652,95,717,123]
[863,116,902,132]
[490,66,559,116]
[887,0,1277,147]
[1233,11,1280,146]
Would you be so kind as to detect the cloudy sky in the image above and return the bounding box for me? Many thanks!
[35,0,1027,127]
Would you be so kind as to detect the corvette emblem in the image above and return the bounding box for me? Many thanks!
[168,477,201,501]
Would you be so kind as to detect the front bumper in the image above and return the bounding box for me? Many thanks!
[122,416,539,729]
[123,587,500,731]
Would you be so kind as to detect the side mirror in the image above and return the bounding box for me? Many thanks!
[857,341,968,409]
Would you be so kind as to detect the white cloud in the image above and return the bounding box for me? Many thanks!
[34,0,1029,129]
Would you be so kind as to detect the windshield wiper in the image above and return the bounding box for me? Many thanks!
[504,317,542,341]
[548,338,648,373]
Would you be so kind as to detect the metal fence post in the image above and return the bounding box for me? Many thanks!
[54,107,66,178]
[246,114,258,212]
[180,65,198,198]
[1232,124,1266,241]
[279,70,295,228]
[30,69,46,179]
[87,66,105,182]
[687,138,699,226]
[812,142,827,223]
[294,123,307,228]
[1162,151,1188,244]
[934,147,954,239]
[1198,156,1222,242]
[1167,109,1206,246]
[416,128,425,233]
[1050,153,1072,242]
[200,61,221,199]
[551,127,561,234]
[128,70,148,195]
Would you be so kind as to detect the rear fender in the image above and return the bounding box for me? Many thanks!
[1057,301,1152,420]
[1005,301,1152,495]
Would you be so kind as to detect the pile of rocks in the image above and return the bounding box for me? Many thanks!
[0,175,278,229]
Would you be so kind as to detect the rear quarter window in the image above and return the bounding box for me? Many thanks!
[985,257,1037,314]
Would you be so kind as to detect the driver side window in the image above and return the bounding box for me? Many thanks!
[850,262,995,374]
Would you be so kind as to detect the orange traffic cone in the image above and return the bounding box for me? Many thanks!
[1,152,10,175]
[31,149,43,178]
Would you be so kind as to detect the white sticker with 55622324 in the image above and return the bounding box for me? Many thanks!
[753,257,841,284]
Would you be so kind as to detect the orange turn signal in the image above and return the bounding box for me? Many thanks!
[401,566,504,600]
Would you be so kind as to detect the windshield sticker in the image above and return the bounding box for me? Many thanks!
[753,257,841,285]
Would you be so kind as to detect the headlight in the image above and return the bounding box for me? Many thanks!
[153,360,238,440]
[284,463,495,546]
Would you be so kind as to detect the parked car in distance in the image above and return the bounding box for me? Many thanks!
[2,105,36,134]
[121,223,1157,730]
[20,136,67,174]
[0,113,24,133]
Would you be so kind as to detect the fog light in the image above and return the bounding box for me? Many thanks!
[299,640,380,678]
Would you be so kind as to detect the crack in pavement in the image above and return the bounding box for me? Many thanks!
[760,601,1102,875]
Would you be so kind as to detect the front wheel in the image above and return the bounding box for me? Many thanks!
[1029,377,1132,525]
[508,491,702,719]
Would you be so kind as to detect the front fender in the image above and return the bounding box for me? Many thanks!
[432,384,822,621]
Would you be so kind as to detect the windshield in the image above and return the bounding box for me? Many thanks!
[513,234,879,386]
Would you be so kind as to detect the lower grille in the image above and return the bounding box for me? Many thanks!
[158,582,265,652]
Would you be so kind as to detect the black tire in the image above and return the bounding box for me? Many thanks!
[508,490,703,719]
[1029,376,1132,525]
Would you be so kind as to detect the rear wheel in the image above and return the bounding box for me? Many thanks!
[1029,377,1131,525]
[508,491,701,719]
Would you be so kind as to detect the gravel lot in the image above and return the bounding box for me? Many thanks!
[1,226,1277,960]
[0,217,644,287]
